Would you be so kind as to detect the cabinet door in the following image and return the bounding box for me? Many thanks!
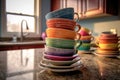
[61,0,79,13]
[83,0,104,16]
[61,0,82,19]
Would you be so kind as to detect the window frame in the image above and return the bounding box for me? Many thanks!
[1,0,41,37]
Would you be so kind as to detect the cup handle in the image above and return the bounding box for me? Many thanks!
[91,36,94,41]
[75,33,81,40]
[74,13,80,21]
[75,24,81,32]
[74,40,82,53]
[118,36,120,40]
[95,38,99,47]
[117,37,120,52]
[118,41,120,47]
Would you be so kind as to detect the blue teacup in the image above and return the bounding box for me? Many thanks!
[45,8,74,20]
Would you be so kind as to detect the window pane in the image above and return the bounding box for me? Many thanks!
[6,0,34,15]
[7,14,35,33]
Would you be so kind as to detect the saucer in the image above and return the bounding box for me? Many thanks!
[42,56,80,66]
[93,51,120,58]
[38,61,82,72]
[78,50,92,54]
[39,60,82,69]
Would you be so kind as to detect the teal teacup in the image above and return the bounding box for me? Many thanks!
[77,43,91,51]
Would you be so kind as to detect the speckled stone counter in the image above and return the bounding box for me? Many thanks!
[0,48,120,80]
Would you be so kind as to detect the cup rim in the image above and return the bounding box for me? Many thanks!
[46,18,76,22]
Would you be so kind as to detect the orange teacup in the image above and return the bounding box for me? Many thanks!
[80,35,94,41]
[46,28,81,40]
[46,18,81,31]
[98,38,118,43]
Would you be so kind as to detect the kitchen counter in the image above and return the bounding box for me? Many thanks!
[0,40,45,51]
[0,48,120,80]
[0,40,45,46]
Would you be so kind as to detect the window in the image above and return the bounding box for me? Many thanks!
[1,0,41,37]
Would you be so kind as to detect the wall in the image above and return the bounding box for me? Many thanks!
[94,20,120,36]
[41,0,51,32]
[78,15,119,37]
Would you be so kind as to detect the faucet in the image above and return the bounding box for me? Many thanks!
[20,19,29,41]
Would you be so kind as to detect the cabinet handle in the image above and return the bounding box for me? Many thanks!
[74,13,80,21]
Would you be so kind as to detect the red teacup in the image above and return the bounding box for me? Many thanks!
[78,30,89,36]
[100,33,118,39]
[98,31,118,43]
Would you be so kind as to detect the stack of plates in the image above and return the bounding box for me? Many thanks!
[38,53,82,72]
[39,60,82,72]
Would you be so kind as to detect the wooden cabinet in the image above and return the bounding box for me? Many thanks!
[83,0,104,17]
[51,0,119,19]
[61,0,104,18]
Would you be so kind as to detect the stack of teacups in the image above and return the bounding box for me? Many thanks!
[77,27,94,53]
[39,8,82,72]
[95,31,119,57]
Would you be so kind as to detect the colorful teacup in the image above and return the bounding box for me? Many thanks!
[80,35,94,41]
[44,45,75,56]
[98,38,118,43]
[99,32,118,39]
[46,28,81,40]
[100,34,117,39]
[97,32,118,44]
[77,42,91,51]
[45,8,74,20]
[78,27,91,36]
[43,52,77,61]
[96,43,119,49]
[81,40,91,43]
[45,37,82,49]
[78,30,89,36]
[46,18,81,31]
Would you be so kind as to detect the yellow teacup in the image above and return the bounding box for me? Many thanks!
[97,43,118,49]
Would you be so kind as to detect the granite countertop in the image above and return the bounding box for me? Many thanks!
[0,48,120,80]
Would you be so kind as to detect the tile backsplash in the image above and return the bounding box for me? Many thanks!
[94,20,120,36]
